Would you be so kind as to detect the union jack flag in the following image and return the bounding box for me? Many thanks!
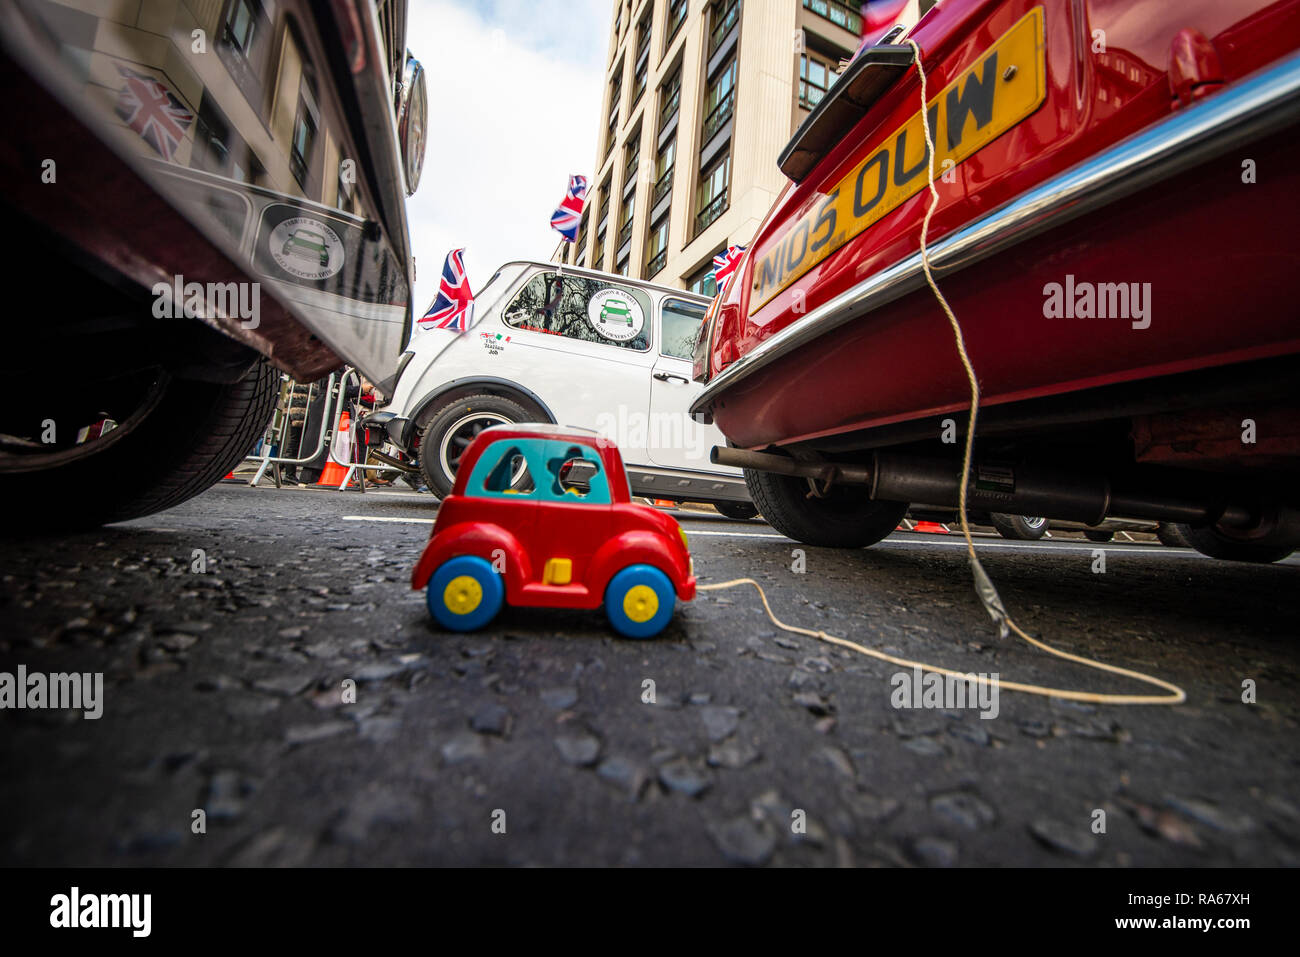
[550,174,589,242]
[712,244,747,291]
[418,249,475,332]
[114,66,194,161]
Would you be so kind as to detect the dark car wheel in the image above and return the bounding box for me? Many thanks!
[418,394,530,498]
[744,467,908,548]
[0,359,278,533]
[1083,529,1115,543]
[714,500,759,521]
[1155,523,1190,548]
[1173,523,1295,564]
[989,513,1048,541]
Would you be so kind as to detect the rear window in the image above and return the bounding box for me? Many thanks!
[503,272,651,351]
[661,298,707,359]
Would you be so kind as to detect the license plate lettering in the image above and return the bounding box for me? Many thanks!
[751,7,1046,313]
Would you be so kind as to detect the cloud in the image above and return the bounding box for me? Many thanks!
[404,0,611,313]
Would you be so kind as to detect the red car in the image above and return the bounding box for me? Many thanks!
[412,425,696,637]
[693,0,1300,563]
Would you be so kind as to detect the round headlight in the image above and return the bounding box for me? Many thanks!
[396,53,427,195]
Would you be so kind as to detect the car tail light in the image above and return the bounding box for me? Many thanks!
[692,298,720,382]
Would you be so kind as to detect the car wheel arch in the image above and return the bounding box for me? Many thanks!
[411,523,531,594]
[589,531,682,599]
[409,377,556,441]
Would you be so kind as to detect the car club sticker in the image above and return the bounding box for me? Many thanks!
[268,216,345,281]
[587,288,644,342]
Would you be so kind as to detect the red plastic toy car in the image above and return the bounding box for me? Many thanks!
[411,424,696,637]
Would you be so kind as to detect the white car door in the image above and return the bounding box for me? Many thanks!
[647,296,738,474]
[495,269,656,463]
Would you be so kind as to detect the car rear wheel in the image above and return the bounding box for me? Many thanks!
[427,555,505,631]
[744,467,908,548]
[0,359,277,533]
[1172,523,1296,564]
[604,564,676,638]
[989,513,1048,541]
[714,501,759,521]
[418,394,530,497]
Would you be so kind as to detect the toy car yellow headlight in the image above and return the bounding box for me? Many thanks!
[678,527,689,551]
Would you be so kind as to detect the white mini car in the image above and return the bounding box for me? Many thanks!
[377,261,754,517]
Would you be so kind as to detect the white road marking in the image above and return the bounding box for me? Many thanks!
[343,515,434,524]
[337,515,1296,564]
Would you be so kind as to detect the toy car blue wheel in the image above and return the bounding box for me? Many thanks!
[604,564,675,639]
[427,555,504,632]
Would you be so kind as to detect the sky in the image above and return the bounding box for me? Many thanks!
[404,0,613,313]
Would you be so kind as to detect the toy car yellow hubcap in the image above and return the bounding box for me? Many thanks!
[622,584,659,623]
[443,575,483,615]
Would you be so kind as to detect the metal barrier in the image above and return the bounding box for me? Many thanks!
[236,369,418,492]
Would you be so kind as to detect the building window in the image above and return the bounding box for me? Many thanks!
[644,215,669,278]
[616,254,630,276]
[225,0,257,57]
[618,188,636,250]
[653,138,675,206]
[799,51,838,110]
[658,67,681,133]
[802,0,862,34]
[606,70,622,157]
[624,131,640,190]
[290,93,317,187]
[695,152,729,235]
[598,180,612,234]
[701,56,736,144]
[503,272,651,351]
[661,298,708,359]
[665,0,687,50]
[575,212,590,262]
[633,10,651,105]
[593,227,606,268]
[192,95,234,176]
[709,0,739,57]
[685,261,718,298]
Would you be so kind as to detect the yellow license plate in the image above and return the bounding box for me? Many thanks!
[750,6,1046,313]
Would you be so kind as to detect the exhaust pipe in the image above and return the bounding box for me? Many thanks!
[711,445,1286,533]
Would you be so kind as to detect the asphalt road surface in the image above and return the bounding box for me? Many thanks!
[2,482,1297,866]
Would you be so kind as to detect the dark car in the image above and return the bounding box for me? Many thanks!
[0,0,426,529]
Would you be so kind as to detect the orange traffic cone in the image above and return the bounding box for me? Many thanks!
[315,412,357,488]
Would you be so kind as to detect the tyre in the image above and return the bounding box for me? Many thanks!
[744,467,908,548]
[418,394,530,497]
[604,564,676,638]
[427,555,505,631]
[714,500,759,521]
[0,359,277,533]
[1172,523,1295,564]
[989,513,1048,541]
[1083,529,1114,543]
[1155,523,1190,548]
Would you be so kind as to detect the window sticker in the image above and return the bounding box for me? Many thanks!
[269,216,345,280]
[587,288,645,342]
